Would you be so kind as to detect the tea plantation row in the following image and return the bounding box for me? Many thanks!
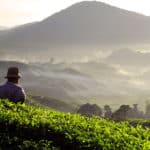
[0,99,150,150]
[129,119,150,128]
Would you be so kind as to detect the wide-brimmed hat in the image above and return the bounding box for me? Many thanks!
[5,67,21,79]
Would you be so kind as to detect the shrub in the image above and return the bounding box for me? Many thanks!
[0,99,150,150]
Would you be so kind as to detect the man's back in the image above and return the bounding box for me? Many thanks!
[0,82,25,103]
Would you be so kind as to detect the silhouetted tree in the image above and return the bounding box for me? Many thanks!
[145,101,150,118]
[129,104,144,118]
[112,105,132,121]
[77,103,102,117]
[104,105,112,119]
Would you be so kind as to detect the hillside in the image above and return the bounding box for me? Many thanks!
[28,95,77,113]
[0,100,150,149]
[1,1,150,61]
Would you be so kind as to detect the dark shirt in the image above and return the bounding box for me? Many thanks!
[0,82,26,103]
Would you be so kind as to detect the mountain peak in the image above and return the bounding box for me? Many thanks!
[61,1,118,13]
[70,1,113,7]
[68,1,146,17]
[0,0,150,59]
[43,0,146,24]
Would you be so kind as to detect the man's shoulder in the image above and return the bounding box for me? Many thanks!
[3,82,22,89]
[0,83,7,88]
[11,83,23,90]
[0,82,24,92]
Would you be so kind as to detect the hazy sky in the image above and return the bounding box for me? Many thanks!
[1,0,150,27]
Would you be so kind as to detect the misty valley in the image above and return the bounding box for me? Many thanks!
[0,48,150,113]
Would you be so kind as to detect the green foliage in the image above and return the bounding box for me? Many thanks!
[128,119,150,128]
[0,99,150,149]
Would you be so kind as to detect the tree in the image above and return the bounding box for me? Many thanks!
[77,103,102,117]
[145,101,150,118]
[112,105,132,121]
[104,105,112,119]
[129,104,144,118]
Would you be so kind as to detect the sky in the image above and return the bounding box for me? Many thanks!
[1,0,150,27]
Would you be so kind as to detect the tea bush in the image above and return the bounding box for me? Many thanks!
[0,99,150,150]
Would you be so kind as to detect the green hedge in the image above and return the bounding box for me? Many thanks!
[0,99,150,150]
[128,119,150,128]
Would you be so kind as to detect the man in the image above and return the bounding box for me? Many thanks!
[0,67,26,103]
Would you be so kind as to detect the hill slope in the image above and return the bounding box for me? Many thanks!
[29,95,77,113]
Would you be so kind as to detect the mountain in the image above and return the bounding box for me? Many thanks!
[1,1,150,61]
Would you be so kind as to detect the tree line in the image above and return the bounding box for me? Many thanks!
[77,102,150,121]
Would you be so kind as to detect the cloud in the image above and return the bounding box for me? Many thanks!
[117,69,131,76]
[106,48,150,67]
